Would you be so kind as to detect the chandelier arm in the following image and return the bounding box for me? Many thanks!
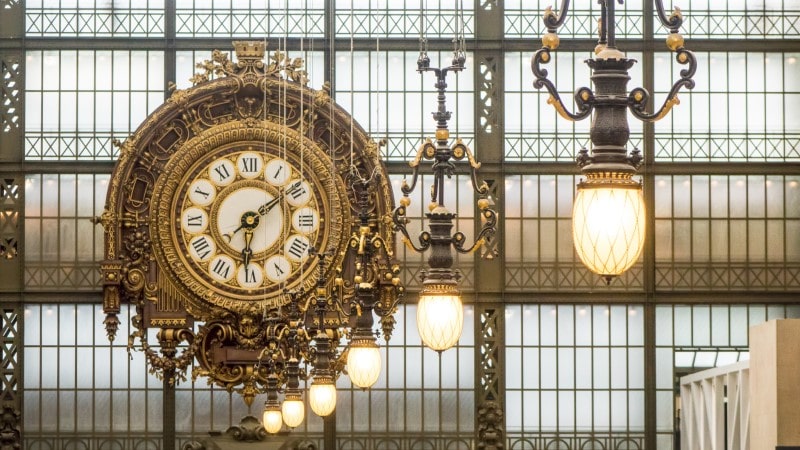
[653,0,683,32]
[373,292,401,318]
[451,206,497,254]
[401,169,421,198]
[450,140,490,196]
[628,48,696,122]
[392,206,432,253]
[543,0,572,32]
[531,48,595,122]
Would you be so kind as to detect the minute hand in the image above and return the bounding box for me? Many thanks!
[257,181,303,216]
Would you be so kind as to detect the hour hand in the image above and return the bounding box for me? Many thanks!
[223,211,260,242]
[242,228,254,268]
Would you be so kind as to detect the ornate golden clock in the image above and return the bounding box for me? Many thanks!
[150,121,347,315]
[97,42,398,402]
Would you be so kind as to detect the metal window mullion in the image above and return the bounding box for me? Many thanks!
[538,305,543,435]
[606,306,611,435]
[707,174,713,273]
[402,305,408,438]
[537,177,543,286]
[588,306,594,434]
[572,306,577,434]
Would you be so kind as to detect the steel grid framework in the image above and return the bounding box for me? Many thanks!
[1,1,799,450]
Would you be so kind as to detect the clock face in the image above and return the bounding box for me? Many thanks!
[176,148,325,299]
[149,120,349,313]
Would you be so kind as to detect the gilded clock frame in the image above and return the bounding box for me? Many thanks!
[97,42,397,391]
[151,120,346,316]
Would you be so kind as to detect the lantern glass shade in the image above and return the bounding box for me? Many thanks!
[281,398,305,428]
[347,343,382,388]
[308,382,337,417]
[417,290,463,351]
[572,183,646,277]
[262,408,283,434]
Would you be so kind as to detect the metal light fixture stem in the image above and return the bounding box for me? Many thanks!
[531,0,696,282]
[393,49,497,352]
[345,182,385,388]
[308,253,338,417]
[280,291,306,428]
[262,372,283,434]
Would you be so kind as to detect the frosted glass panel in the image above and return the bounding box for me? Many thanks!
[506,304,644,434]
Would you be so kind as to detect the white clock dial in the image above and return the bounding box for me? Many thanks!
[182,207,209,234]
[188,234,216,262]
[208,158,236,186]
[284,234,311,262]
[264,158,291,186]
[188,179,217,207]
[292,207,319,234]
[237,263,264,289]
[285,179,312,207]
[237,152,264,179]
[264,255,292,283]
[216,187,283,254]
[209,254,236,282]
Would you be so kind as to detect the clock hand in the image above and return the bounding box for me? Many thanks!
[223,211,260,243]
[223,182,302,242]
[242,228,254,268]
[257,180,303,216]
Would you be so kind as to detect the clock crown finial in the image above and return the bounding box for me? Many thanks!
[233,41,266,60]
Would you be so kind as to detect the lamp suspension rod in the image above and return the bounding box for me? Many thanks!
[605,0,617,48]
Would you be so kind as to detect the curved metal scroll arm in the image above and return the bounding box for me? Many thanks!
[531,48,595,122]
[543,0,572,32]
[654,0,684,32]
[401,139,436,197]
[627,0,694,122]
[448,139,497,255]
[452,204,497,255]
[392,204,432,253]
[392,139,436,254]
[627,50,696,122]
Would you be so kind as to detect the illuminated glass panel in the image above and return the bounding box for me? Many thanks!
[664,1,800,39]
[503,174,644,290]
[25,50,165,161]
[506,304,646,448]
[24,174,109,290]
[23,302,474,445]
[23,303,247,443]
[336,304,475,441]
[504,51,644,162]
[654,304,800,449]
[174,0,324,38]
[504,0,645,39]
[334,0,474,38]
[25,0,166,37]
[654,175,800,289]
[654,52,800,161]
[336,51,475,161]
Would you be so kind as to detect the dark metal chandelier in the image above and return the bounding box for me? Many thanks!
[392,30,498,352]
[531,0,696,282]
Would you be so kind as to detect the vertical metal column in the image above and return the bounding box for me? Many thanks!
[162,3,178,448]
[164,0,176,101]
[0,3,25,449]
[641,1,658,449]
[0,0,24,287]
[473,1,505,449]
[323,2,336,447]
[163,372,176,450]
